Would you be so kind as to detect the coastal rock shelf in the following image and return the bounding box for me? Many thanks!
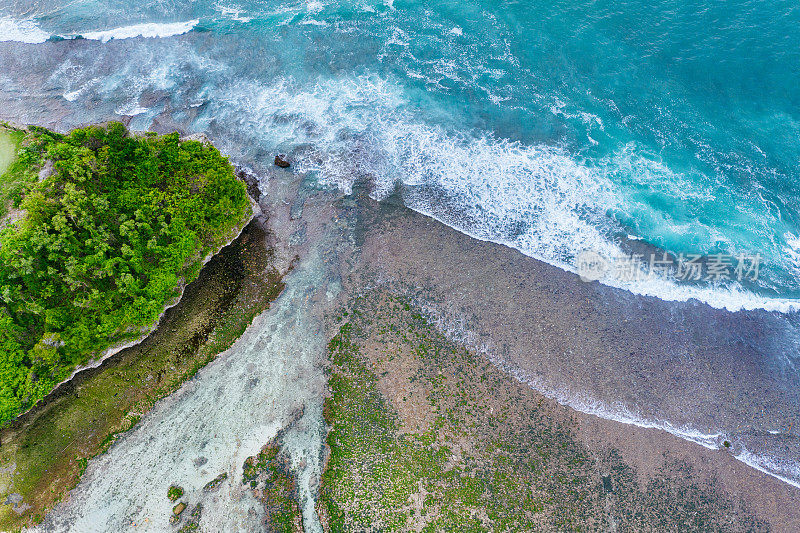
[0,124,263,530]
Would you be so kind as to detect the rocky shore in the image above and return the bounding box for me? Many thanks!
[328,189,800,531]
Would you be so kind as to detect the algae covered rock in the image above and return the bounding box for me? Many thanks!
[167,485,184,502]
[203,472,228,492]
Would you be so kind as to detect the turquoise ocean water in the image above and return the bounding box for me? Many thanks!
[2,0,800,311]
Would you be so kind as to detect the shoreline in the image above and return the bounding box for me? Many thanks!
[401,195,800,315]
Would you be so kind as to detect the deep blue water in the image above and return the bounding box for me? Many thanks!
[1,0,800,310]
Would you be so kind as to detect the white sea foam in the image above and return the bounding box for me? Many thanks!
[0,16,50,44]
[207,74,799,313]
[300,19,330,27]
[76,20,198,42]
[786,232,800,272]
[0,17,198,44]
[736,446,800,489]
[216,2,253,22]
[114,103,149,116]
[62,89,82,102]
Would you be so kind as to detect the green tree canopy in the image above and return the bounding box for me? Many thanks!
[0,123,250,425]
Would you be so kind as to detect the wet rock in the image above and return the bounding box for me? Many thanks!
[203,472,228,492]
[167,485,184,502]
[178,504,203,531]
[242,438,303,532]
[236,167,262,201]
[274,154,291,168]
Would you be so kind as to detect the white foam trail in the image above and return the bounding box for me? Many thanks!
[736,447,800,490]
[215,2,253,22]
[0,17,200,44]
[0,17,198,44]
[77,20,198,42]
[114,103,149,116]
[0,16,50,44]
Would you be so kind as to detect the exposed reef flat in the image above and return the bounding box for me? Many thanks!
[326,190,800,531]
[318,289,769,531]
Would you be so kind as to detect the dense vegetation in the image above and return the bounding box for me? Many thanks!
[0,123,250,425]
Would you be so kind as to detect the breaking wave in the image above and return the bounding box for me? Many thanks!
[0,16,198,43]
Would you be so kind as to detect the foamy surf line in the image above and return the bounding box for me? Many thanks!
[0,16,50,43]
[407,201,800,314]
[409,298,800,490]
[286,91,800,316]
[0,17,198,43]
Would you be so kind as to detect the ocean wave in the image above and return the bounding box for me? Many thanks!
[0,17,198,43]
[0,16,50,44]
[310,114,799,313]
[76,20,199,42]
[203,74,800,313]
